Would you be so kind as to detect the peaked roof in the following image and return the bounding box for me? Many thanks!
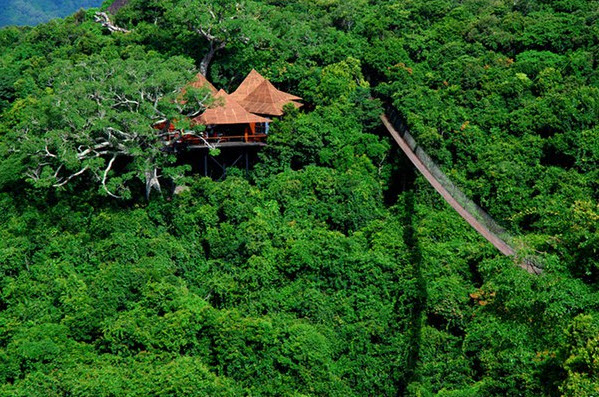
[229,69,265,102]
[188,72,218,94]
[178,73,218,105]
[192,90,271,125]
[238,79,303,116]
[230,69,302,103]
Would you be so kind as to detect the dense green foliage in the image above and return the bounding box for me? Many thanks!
[0,0,103,27]
[0,0,598,395]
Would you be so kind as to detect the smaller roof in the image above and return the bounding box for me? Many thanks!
[179,73,218,105]
[187,72,218,94]
[238,80,302,116]
[192,90,271,125]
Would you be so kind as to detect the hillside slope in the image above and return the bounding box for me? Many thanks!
[0,0,102,26]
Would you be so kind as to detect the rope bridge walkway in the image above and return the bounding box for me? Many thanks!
[382,109,543,274]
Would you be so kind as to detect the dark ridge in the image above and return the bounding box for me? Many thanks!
[107,0,129,14]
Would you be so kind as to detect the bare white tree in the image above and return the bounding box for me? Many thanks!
[16,54,212,199]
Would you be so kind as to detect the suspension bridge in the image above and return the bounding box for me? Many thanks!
[381,110,543,274]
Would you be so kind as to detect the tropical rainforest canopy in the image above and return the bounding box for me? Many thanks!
[0,0,598,395]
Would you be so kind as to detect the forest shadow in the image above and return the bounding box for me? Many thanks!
[382,136,415,206]
[396,187,428,395]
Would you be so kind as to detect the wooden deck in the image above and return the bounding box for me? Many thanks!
[164,133,268,150]
[188,141,267,150]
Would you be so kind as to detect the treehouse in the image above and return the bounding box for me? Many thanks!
[189,90,271,147]
[160,71,302,178]
[162,71,301,150]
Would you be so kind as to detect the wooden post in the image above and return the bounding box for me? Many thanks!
[204,152,208,177]
[245,150,249,178]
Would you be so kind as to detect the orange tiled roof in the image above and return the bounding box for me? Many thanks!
[192,90,271,125]
[231,69,302,103]
[230,69,265,102]
[179,73,218,105]
[188,72,218,94]
[277,89,302,102]
[238,79,302,116]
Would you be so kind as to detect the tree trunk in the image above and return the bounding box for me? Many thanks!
[199,41,226,76]
[145,167,161,199]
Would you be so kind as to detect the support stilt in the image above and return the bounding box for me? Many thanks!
[198,148,258,181]
[245,151,249,178]
[204,153,208,177]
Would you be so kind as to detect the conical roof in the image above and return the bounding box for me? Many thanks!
[238,79,302,116]
[192,90,271,125]
[230,69,265,102]
[230,69,302,104]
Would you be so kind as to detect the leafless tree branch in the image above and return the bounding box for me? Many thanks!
[94,12,130,33]
[102,155,121,198]
[53,166,89,187]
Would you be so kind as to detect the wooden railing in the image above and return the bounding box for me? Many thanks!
[163,132,268,147]
[201,134,268,142]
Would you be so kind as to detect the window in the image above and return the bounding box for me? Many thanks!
[255,122,269,134]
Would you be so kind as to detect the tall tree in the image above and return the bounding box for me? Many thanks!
[166,0,272,76]
[7,51,209,198]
